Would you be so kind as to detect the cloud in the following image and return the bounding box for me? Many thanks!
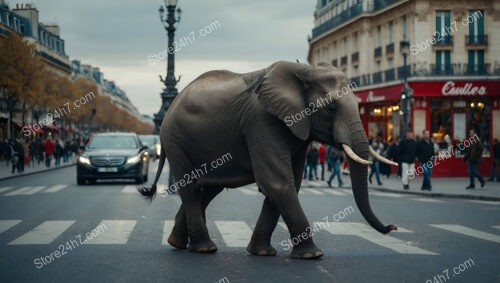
[29,0,315,116]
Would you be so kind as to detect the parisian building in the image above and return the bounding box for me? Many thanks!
[308,0,500,177]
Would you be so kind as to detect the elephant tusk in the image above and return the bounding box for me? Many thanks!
[341,144,372,165]
[369,147,399,166]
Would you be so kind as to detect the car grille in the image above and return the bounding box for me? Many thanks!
[90,157,126,167]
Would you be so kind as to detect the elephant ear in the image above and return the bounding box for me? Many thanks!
[256,61,310,140]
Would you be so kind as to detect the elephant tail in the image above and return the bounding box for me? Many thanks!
[138,144,167,203]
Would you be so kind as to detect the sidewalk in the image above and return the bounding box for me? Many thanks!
[368,175,500,201]
[0,159,76,181]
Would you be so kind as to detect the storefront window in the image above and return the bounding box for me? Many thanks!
[468,101,490,156]
[430,100,452,152]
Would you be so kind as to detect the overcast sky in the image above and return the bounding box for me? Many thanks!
[26,0,315,116]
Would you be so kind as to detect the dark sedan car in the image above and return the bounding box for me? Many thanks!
[77,133,149,185]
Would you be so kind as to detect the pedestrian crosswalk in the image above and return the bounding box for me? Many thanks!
[1,183,499,206]
[1,219,498,256]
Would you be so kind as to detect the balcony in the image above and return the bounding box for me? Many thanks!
[340,55,348,65]
[372,71,383,84]
[350,76,361,87]
[374,46,382,58]
[433,35,453,46]
[430,64,454,76]
[332,59,338,67]
[311,0,404,39]
[397,65,411,80]
[384,68,396,82]
[465,35,488,47]
[385,43,394,56]
[466,64,489,75]
[351,52,359,64]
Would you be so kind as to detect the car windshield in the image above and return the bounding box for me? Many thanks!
[139,135,158,146]
[87,135,139,149]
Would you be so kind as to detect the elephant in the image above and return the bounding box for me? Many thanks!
[139,61,397,259]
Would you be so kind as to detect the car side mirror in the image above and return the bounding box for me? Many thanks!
[140,145,149,152]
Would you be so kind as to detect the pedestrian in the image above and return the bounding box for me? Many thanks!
[8,139,20,173]
[305,143,319,180]
[36,138,44,165]
[488,138,500,182]
[326,145,344,187]
[63,140,71,163]
[464,129,486,189]
[385,138,399,178]
[416,129,435,191]
[29,140,36,167]
[44,137,55,167]
[399,131,416,190]
[368,137,383,186]
[318,143,327,180]
[54,139,63,166]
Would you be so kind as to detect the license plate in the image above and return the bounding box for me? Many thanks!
[97,167,118,172]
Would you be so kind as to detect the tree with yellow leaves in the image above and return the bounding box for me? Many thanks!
[0,33,45,138]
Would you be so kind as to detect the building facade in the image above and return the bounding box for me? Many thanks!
[308,0,500,177]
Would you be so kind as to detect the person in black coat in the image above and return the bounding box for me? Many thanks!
[488,138,500,182]
[398,131,416,190]
[416,130,435,191]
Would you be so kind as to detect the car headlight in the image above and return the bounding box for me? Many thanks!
[156,144,161,156]
[126,155,141,164]
[78,156,91,165]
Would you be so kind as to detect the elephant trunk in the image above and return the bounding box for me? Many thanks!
[343,121,397,234]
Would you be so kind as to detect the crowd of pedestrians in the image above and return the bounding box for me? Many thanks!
[0,136,84,174]
[303,128,493,191]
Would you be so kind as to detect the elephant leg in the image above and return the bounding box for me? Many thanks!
[246,196,280,256]
[247,146,308,256]
[249,144,322,259]
[168,186,223,249]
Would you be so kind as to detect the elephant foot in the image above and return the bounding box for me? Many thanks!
[246,241,277,256]
[188,240,218,253]
[167,234,188,249]
[291,243,323,259]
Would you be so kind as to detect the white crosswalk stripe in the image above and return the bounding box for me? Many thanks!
[0,187,14,193]
[121,185,138,194]
[467,200,499,205]
[22,186,46,195]
[412,198,444,203]
[240,188,259,195]
[4,186,36,196]
[302,188,324,195]
[83,220,136,245]
[0,220,22,234]
[214,221,252,247]
[162,221,175,246]
[322,222,437,255]
[430,224,500,244]
[8,221,75,245]
[368,191,405,198]
[321,189,347,196]
[43,184,68,193]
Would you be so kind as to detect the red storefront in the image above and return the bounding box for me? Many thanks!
[354,80,500,177]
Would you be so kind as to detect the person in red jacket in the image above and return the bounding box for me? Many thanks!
[44,137,55,167]
[318,143,327,180]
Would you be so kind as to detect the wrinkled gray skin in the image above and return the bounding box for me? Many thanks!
[139,61,396,259]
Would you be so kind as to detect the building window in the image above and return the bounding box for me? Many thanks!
[402,15,408,37]
[468,10,484,40]
[468,50,485,74]
[468,101,490,156]
[376,25,381,47]
[436,10,451,35]
[435,50,451,75]
[343,37,347,56]
[388,21,393,43]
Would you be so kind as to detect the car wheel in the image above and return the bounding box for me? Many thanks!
[77,176,85,185]
[88,178,96,184]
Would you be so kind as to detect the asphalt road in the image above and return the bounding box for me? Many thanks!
[0,161,499,283]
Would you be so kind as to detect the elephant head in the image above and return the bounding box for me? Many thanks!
[256,61,397,234]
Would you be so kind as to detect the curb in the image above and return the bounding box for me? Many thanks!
[0,163,76,181]
[369,186,500,202]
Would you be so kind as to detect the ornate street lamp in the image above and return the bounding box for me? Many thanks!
[154,0,181,134]
[154,0,181,189]
[400,37,413,138]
